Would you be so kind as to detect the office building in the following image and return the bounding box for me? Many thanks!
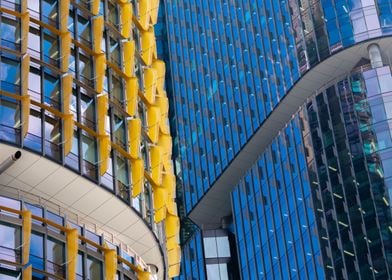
[0,0,180,279]
[163,0,392,279]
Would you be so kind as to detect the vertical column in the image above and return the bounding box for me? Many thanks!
[21,209,31,265]
[104,247,117,280]
[66,228,78,280]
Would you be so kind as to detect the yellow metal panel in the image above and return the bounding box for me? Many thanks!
[167,245,181,266]
[93,16,104,54]
[147,106,160,143]
[21,54,30,94]
[162,173,175,193]
[143,68,157,104]
[153,187,168,223]
[168,263,181,278]
[95,53,106,93]
[21,95,30,138]
[60,0,70,32]
[61,32,71,72]
[150,0,159,25]
[91,0,100,15]
[21,0,27,13]
[165,213,179,239]
[21,210,31,265]
[97,94,108,135]
[156,96,169,134]
[21,12,29,54]
[123,40,135,77]
[150,145,162,186]
[131,158,144,197]
[63,114,74,155]
[140,29,156,65]
[22,265,32,280]
[62,74,73,113]
[138,0,151,31]
[164,174,177,215]
[158,134,172,155]
[138,270,151,280]
[151,60,165,96]
[66,228,78,280]
[125,77,138,116]
[99,134,111,176]
[128,118,141,159]
[104,249,117,280]
[120,3,132,38]
[166,236,177,251]
[21,54,30,137]
[158,134,172,172]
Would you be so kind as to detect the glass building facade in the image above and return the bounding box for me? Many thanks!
[0,0,180,279]
[162,0,392,279]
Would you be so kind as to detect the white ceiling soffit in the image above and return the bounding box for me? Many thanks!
[0,144,164,279]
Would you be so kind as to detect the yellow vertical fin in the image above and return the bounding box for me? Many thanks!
[61,32,71,73]
[104,248,117,280]
[93,16,104,54]
[120,3,133,38]
[66,228,78,280]
[21,12,29,54]
[22,265,32,280]
[21,210,31,265]
[125,77,138,116]
[147,106,160,143]
[95,54,106,93]
[91,0,100,15]
[150,145,163,185]
[128,118,141,159]
[123,41,135,77]
[131,158,144,197]
[99,135,111,176]
[60,0,70,32]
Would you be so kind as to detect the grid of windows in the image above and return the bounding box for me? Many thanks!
[231,59,392,279]
[0,0,180,278]
[165,0,392,215]
[174,228,206,280]
[232,117,323,279]
[302,64,392,279]
[0,195,141,280]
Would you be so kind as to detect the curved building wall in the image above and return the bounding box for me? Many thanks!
[231,53,392,279]
[165,0,392,214]
[0,195,148,279]
[0,0,180,278]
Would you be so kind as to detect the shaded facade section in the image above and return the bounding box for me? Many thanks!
[231,56,392,279]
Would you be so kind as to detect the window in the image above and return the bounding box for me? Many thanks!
[0,223,21,264]
[82,133,97,179]
[30,233,44,274]
[43,30,59,66]
[43,71,60,109]
[206,263,229,280]
[42,0,58,26]
[116,155,129,201]
[0,16,20,50]
[109,36,121,65]
[0,55,20,91]
[111,75,123,105]
[77,14,91,44]
[47,237,65,277]
[80,93,95,127]
[108,2,119,26]
[87,256,102,280]
[79,54,92,85]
